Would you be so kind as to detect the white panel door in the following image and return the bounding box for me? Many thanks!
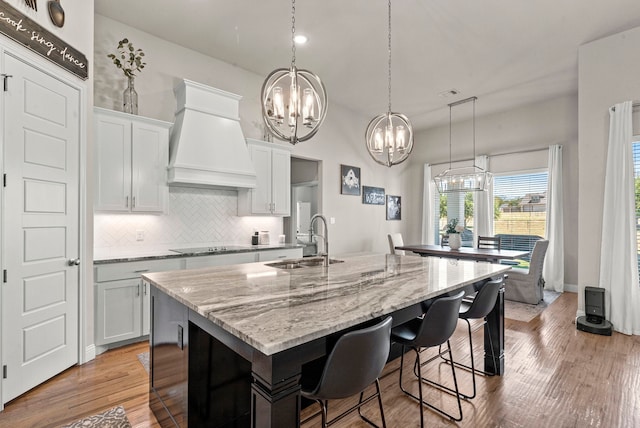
[2,53,80,404]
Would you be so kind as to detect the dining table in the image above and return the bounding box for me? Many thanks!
[396,243,530,264]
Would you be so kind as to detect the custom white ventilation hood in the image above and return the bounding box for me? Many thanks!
[168,79,257,189]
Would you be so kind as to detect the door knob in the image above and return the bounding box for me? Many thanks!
[68,258,80,266]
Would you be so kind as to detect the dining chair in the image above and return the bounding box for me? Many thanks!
[301,316,393,428]
[439,278,503,399]
[387,233,405,255]
[504,239,549,304]
[391,291,465,426]
[477,236,501,250]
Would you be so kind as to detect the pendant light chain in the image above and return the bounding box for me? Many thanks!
[387,0,392,113]
[472,97,477,166]
[291,0,296,67]
[449,105,452,170]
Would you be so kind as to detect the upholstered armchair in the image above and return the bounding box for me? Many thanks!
[504,239,550,304]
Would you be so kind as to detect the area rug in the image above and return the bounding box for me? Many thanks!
[59,406,131,428]
[504,290,561,322]
[137,351,150,374]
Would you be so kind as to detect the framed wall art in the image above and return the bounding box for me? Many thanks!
[340,164,361,195]
[362,186,385,205]
[386,195,401,220]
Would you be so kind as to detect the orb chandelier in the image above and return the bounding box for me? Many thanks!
[261,0,328,145]
[433,96,492,193]
[365,0,414,167]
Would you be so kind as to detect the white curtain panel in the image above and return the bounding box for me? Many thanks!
[599,101,640,335]
[543,145,565,292]
[422,164,435,244]
[473,155,493,244]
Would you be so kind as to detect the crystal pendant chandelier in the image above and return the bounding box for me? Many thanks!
[261,0,328,145]
[433,96,492,193]
[365,0,414,167]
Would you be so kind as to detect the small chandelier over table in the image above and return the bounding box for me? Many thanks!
[261,0,328,145]
[365,0,414,167]
[433,96,492,193]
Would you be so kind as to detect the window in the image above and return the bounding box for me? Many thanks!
[433,191,474,247]
[493,170,548,267]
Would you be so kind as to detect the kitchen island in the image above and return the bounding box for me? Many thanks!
[143,253,510,428]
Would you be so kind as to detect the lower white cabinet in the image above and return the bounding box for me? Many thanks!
[95,247,302,348]
[94,258,183,347]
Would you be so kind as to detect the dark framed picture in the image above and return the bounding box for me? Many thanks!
[362,186,385,205]
[386,195,401,220]
[340,164,361,195]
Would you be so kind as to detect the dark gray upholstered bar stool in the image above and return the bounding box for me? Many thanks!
[440,278,503,399]
[300,316,392,428]
[390,291,465,426]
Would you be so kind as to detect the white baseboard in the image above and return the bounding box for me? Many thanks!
[84,344,96,363]
[563,283,578,293]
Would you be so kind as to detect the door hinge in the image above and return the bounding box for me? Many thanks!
[1,74,12,92]
[3,269,7,283]
[3,365,6,379]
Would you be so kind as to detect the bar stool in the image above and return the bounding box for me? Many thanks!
[301,316,392,428]
[391,291,465,426]
[440,278,502,399]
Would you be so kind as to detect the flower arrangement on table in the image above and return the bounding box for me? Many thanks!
[444,218,464,234]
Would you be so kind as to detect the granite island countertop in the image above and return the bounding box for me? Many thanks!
[143,253,510,356]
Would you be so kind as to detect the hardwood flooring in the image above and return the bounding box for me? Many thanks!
[0,291,638,427]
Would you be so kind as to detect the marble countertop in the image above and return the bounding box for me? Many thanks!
[142,253,511,356]
[94,243,303,264]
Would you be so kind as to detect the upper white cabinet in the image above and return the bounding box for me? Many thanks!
[238,139,291,216]
[94,107,172,213]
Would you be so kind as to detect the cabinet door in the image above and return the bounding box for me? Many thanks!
[185,253,258,269]
[131,122,169,213]
[257,248,302,262]
[249,144,273,214]
[95,279,142,345]
[270,147,291,215]
[94,114,132,211]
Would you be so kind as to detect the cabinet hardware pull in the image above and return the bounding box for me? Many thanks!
[125,196,129,208]
[143,282,147,295]
[137,281,141,297]
[132,196,136,208]
[134,269,149,273]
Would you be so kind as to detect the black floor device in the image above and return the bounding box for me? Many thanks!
[576,286,612,336]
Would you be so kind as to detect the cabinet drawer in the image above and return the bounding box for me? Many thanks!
[95,258,183,282]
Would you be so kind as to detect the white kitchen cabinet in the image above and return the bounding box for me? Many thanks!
[94,258,183,347]
[238,139,291,216]
[94,107,172,213]
[257,248,303,262]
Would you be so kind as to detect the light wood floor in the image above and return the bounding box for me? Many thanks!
[1,292,638,427]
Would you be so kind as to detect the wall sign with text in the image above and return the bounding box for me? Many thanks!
[0,2,88,80]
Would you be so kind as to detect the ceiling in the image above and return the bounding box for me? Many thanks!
[95,0,640,130]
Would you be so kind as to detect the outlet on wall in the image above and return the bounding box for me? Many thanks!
[136,230,145,241]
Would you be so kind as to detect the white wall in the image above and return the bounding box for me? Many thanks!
[94,14,410,256]
[578,26,640,316]
[405,95,579,286]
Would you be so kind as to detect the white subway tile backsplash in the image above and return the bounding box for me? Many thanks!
[94,187,282,250]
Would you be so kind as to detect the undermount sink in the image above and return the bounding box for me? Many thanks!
[266,257,344,270]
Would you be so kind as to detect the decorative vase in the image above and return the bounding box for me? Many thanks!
[448,233,461,250]
[123,75,138,114]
